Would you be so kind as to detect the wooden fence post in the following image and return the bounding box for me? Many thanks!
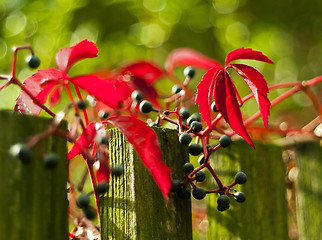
[294,141,322,240]
[100,127,192,240]
[207,141,289,239]
[0,110,68,240]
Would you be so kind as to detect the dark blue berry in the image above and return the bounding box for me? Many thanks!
[211,102,219,112]
[178,187,191,199]
[179,133,192,145]
[171,179,181,192]
[182,162,194,174]
[195,171,206,182]
[179,107,190,119]
[76,100,88,110]
[219,135,231,148]
[217,204,229,211]
[217,194,230,205]
[10,143,33,164]
[149,122,162,127]
[235,171,247,184]
[84,206,96,219]
[193,187,206,200]
[131,90,143,102]
[234,192,246,203]
[95,181,109,195]
[111,165,124,176]
[98,110,110,120]
[96,134,108,145]
[164,110,170,115]
[184,66,196,78]
[43,152,59,169]
[189,143,202,156]
[187,113,201,126]
[77,193,91,208]
[27,55,41,68]
[139,100,153,113]
[198,155,205,165]
[190,121,202,133]
[172,85,182,94]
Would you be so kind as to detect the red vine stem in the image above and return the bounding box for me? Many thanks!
[74,84,89,126]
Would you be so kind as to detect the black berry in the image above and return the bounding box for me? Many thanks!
[217,204,229,211]
[171,179,181,192]
[234,192,246,203]
[27,55,41,68]
[178,187,191,199]
[190,121,202,133]
[217,194,230,205]
[98,110,110,120]
[179,107,190,119]
[43,152,59,169]
[189,143,202,156]
[211,102,219,112]
[234,171,247,184]
[10,143,33,164]
[111,165,124,176]
[84,206,96,219]
[77,193,91,208]
[184,66,196,78]
[187,113,201,126]
[198,155,205,165]
[179,133,192,145]
[96,134,108,145]
[182,162,194,174]
[164,110,170,115]
[95,181,109,195]
[172,85,182,94]
[193,187,206,200]
[149,122,162,127]
[131,90,143,102]
[76,100,88,110]
[139,100,153,113]
[219,135,231,148]
[195,171,206,182]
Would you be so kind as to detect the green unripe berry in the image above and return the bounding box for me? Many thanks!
[217,204,229,211]
[182,162,194,174]
[198,155,205,165]
[190,121,202,133]
[131,90,143,102]
[219,135,232,148]
[10,143,33,164]
[178,187,191,199]
[184,66,196,78]
[27,55,41,68]
[211,101,219,112]
[171,179,181,192]
[195,171,206,182]
[234,171,247,184]
[98,110,110,120]
[77,193,91,208]
[43,152,59,169]
[193,187,207,200]
[187,113,201,125]
[139,100,153,113]
[179,107,190,119]
[179,133,192,145]
[234,192,246,203]
[217,194,230,205]
[111,165,124,176]
[189,143,202,156]
[171,85,182,94]
[84,206,96,219]
[95,181,109,195]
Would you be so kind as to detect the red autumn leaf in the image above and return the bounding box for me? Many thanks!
[214,71,254,147]
[56,39,98,73]
[121,61,164,84]
[225,47,274,66]
[196,66,221,127]
[96,156,110,183]
[68,122,97,160]
[229,64,270,127]
[108,116,171,200]
[15,69,70,115]
[71,75,124,109]
[166,48,222,74]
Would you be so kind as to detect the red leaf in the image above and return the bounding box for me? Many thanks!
[230,64,270,127]
[166,48,222,74]
[196,66,222,127]
[214,71,254,147]
[225,47,273,66]
[130,75,160,107]
[96,155,110,183]
[108,116,171,200]
[68,122,97,159]
[71,75,124,109]
[121,61,164,84]
[56,39,98,73]
[15,69,69,115]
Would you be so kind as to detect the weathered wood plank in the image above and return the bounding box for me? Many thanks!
[100,127,192,240]
[207,140,289,239]
[0,110,68,240]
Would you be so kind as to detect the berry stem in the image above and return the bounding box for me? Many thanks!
[74,84,90,126]
[11,45,33,78]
